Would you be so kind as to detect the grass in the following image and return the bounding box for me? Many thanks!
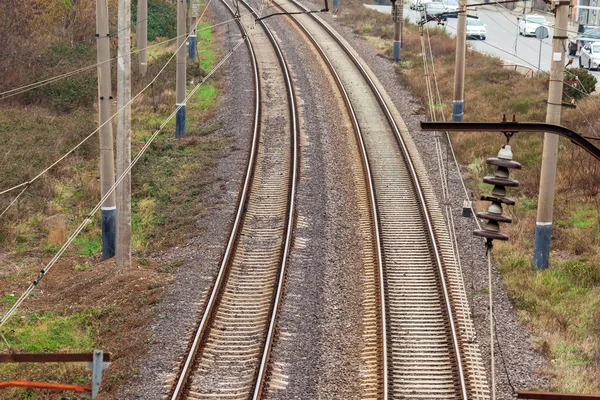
[0,4,226,397]
[338,0,600,392]
[3,310,97,353]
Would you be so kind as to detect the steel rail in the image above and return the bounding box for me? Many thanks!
[169,0,299,396]
[247,0,300,397]
[266,3,389,398]
[282,3,469,398]
[169,4,261,398]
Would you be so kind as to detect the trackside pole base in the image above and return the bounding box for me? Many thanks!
[462,199,472,217]
[189,35,197,60]
[393,40,401,63]
[176,104,186,138]
[101,207,116,260]
[452,100,463,121]
[533,222,551,270]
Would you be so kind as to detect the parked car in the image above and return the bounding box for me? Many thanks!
[579,42,600,70]
[425,2,448,21]
[466,17,486,40]
[410,0,433,10]
[441,0,459,17]
[517,14,549,36]
[568,25,600,56]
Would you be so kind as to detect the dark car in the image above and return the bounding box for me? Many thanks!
[425,2,447,21]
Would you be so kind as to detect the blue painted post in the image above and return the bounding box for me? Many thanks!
[176,104,187,138]
[452,100,464,121]
[533,223,551,269]
[101,208,116,259]
[189,35,197,60]
[189,0,199,60]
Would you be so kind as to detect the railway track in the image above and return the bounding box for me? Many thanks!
[257,1,491,398]
[167,0,298,398]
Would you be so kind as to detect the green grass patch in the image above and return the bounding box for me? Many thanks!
[3,310,98,353]
[74,234,101,256]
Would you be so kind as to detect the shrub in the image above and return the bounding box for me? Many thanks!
[563,68,597,101]
[131,0,177,41]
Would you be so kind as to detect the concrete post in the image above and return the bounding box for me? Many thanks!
[533,0,569,269]
[392,0,403,63]
[176,0,187,138]
[96,0,117,259]
[136,0,147,76]
[117,0,132,268]
[189,0,199,60]
[452,0,467,121]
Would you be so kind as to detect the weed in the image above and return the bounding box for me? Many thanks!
[74,234,101,256]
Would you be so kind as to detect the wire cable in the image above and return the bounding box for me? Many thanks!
[0,15,246,101]
[0,36,247,332]
[0,0,219,225]
[0,2,222,200]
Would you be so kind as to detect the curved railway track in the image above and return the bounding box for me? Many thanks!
[256,1,491,398]
[168,1,298,398]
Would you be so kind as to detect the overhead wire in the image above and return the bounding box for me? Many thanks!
[0,5,231,198]
[0,35,248,333]
[0,0,218,219]
[0,15,247,101]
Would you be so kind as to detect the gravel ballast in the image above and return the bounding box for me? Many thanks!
[118,1,550,398]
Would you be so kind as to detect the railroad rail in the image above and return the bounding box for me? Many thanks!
[261,1,491,398]
[167,0,299,397]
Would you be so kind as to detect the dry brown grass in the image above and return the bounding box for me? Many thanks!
[46,216,68,247]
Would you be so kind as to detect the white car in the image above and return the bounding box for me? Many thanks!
[518,14,549,36]
[441,0,459,17]
[579,42,600,70]
[466,18,486,40]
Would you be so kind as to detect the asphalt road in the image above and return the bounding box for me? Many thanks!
[366,4,600,81]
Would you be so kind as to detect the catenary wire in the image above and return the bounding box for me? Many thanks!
[0,0,217,223]
[0,36,247,332]
[0,1,222,199]
[0,14,248,100]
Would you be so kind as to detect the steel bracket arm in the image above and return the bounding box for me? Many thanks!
[420,121,600,162]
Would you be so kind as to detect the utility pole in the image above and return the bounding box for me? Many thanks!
[96,0,116,260]
[176,0,187,138]
[452,0,467,121]
[533,0,568,270]
[392,0,403,63]
[189,0,199,60]
[136,0,147,76]
[117,0,132,268]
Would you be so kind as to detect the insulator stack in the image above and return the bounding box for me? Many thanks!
[473,144,521,241]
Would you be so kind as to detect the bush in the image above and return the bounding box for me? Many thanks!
[563,68,597,101]
[131,0,177,41]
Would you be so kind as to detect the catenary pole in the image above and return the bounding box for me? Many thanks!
[392,0,403,63]
[533,0,569,269]
[452,0,467,121]
[176,0,187,138]
[117,0,132,268]
[96,0,117,259]
[189,0,199,60]
[137,0,148,76]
